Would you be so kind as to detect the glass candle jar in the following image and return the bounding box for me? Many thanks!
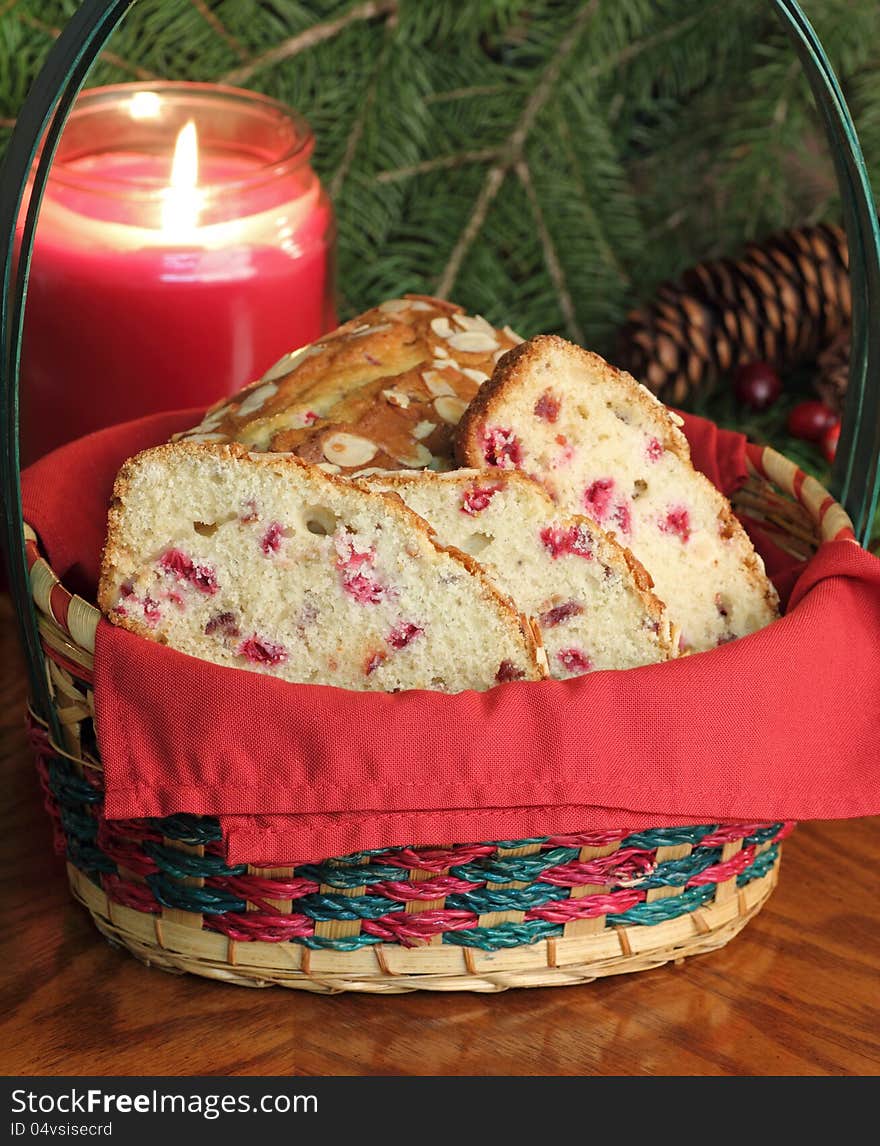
[19,82,336,465]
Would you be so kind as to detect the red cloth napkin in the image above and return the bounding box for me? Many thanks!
[20,409,880,866]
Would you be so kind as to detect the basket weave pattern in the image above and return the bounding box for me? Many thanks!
[23,444,853,991]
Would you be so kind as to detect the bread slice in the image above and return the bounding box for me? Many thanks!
[175,296,523,474]
[456,336,779,652]
[99,443,546,692]
[363,470,677,678]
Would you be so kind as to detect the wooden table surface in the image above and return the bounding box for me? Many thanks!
[1,595,878,1078]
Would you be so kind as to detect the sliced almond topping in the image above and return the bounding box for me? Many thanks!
[502,325,525,345]
[378,298,410,314]
[412,420,437,440]
[409,300,434,312]
[462,367,490,384]
[321,432,377,468]
[382,388,411,409]
[187,406,226,434]
[447,331,499,354]
[184,432,228,443]
[669,411,685,427]
[262,342,321,381]
[430,316,453,338]
[434,395,468,424]
[421,370,456,398]
[316,462,342,474]
[453,313,496,335]
[394,443,433,468]
[493,349,506,364]
[351,322,391,338]
[236,381,279,419]
[351,466,392,478]
[432,344,450,359]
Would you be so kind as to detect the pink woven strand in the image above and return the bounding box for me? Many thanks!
[362,909,477,945]
[545,828,631,847]
[370,875,478,902]
[97,821,162,875]
[31,748,67,856]
[525,887,646,923]
[211,873,319,903]
[102,874,161,913]
[205,912,314,942]
[381,844,496,872]
[700,823,772,846]
[686,845,756,887]
[539,847,656,887]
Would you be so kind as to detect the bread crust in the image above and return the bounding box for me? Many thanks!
[99,441,546,680]
[456,334,691,466]
[454,335,779,629]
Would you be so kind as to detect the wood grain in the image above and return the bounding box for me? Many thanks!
[0,594,877,1077]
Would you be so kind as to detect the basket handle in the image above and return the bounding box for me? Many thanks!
[775,1,880,544]
[1,0,878,730]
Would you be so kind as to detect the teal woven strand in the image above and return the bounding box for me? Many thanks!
[444,919,563,950]
[146,873,245,915]
[609,884,715,926]
[621,825,717,849]
[58,802,98,842]
[296,893,401,922]
[143,841,247,879]
[47,760,101,805]
[737,843,779,883]
[151,814,223,845]
[451,846,580,884]
[635,848,722,889]
[446,884,569,914]
[296,862,411,888]
[297,932,384,951]
[487,836,550,849]
[67,836,115,875]
[744,824,785,846]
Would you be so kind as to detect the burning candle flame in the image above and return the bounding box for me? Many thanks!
[161,120,203,238]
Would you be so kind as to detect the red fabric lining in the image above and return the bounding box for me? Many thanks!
[20,407,880,866]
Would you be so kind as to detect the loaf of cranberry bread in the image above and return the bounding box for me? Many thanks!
[363,470,677,678]
[176,296,522,475]
[99,443,546,692]
[456,336,779,653]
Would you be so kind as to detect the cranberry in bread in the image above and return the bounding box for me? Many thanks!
[455,335,779,653]
[99,443,546,692]
[363,469,678,678]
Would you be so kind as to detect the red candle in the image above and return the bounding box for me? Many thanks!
[20,83,336,465]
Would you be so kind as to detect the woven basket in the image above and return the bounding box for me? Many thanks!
[20,444,850,993]
[2,1,879,994]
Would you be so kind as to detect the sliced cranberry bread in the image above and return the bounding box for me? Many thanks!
[363,470,677,679]
[99,443,546,693]
[456,336,779,653]
[175,296,522,474]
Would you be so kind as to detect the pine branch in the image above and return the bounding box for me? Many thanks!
[375,149,500,184]
[221,0,397,85]
[515,159,584,343]
[435,0,599,298]
[16,11,159,81]
[188,0,250,63]
[328,16,395,201]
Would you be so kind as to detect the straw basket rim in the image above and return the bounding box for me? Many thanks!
[22,440,853,992]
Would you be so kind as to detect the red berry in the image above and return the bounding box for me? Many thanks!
[786,400,837,443]
[821,420,841,464]
[733,362,782,411]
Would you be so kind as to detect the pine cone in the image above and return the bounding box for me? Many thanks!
[815,326,850,413]
[616,223,850,404]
